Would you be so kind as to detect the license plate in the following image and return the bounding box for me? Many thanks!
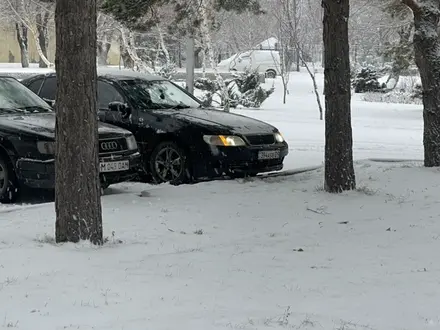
[258,150,280,160]
[99,160,129,173]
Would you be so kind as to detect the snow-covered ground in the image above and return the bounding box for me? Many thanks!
[0,65,432,330]
[2,160,439,330]
[236,71,422,169]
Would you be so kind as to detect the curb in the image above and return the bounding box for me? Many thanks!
[258,158,425,179]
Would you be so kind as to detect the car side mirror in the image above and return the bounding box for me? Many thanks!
[108,101,131,118]
[43,98,55,107]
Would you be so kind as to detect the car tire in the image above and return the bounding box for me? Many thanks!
[265,70,276,79]
[0,155,19,203]
[149,141,190,185]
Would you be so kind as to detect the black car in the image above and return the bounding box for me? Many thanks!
[0,76,141,203]
[21,69,288,184]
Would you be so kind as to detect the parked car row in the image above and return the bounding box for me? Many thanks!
[0,69,289,203]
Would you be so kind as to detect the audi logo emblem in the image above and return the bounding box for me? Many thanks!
[100,141,118,151]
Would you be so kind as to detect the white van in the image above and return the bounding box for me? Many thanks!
[217,49,281,78]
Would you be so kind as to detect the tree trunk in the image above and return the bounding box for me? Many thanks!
[404,0,440,167]
[322,0,356,193]
[194,47,203,68]
[298,45,323,120]
[282,78,287,104]
[185,36,195,93]
[36,12,50,68]
[55,0,103,244]
[199,0,230,111]
[119,27,153,73]
[295,48,300,71]
[97,37,111,65]
[157,23,171,65]
[15,23,29,68]
[119,36,134,69]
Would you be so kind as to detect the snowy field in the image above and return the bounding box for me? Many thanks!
[0,65,433,330]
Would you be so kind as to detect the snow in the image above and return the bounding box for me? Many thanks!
[378,74,421,91]
[235,73,422,169]
[0,65,432,330]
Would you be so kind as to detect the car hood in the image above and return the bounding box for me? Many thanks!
[156,107,277,135]
[0,113,130,139]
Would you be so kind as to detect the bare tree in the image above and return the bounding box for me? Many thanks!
[117,24,155,72]
[15,22,29,67]
[322,0,356,192]
[297,45,323,120]
[36,7,51,68]
[400,0,440,167]
[213,9,277,57]
[97,12,118,65]
[55,0,103,244]
[5,0,53,67]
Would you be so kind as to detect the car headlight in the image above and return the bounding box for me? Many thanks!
[126,135,138,150]
[37,141,55,154]
[203,135,246,147]
[274,132,284,143]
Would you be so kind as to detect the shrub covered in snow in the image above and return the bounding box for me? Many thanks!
[352,67,386,93]
[155,62,177,80]
[194,77,218,92]
[363,75,423,105]
[362,90,422,105]
[194,69,274,109]
[411,83,422,100]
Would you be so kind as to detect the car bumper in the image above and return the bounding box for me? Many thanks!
[16,152,141,190]
[192,143,289,178]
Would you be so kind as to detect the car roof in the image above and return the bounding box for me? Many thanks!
[0,76,20,81]
[23,68,166,82]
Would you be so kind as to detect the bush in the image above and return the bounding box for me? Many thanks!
[352,67,386,93]
[411,83,422,100]
[155,62,177,80]
[362,90,422,105]
[195,69,274,108]
[194,77,218,92]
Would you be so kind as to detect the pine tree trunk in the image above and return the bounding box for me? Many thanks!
[322,0,356,193]
[405,0,440,167]
[55,0,103,244]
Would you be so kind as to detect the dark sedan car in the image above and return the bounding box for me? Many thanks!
[22,69,288,185]
[0,76,141,203]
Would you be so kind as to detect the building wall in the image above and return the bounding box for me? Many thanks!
[0,25,121,65]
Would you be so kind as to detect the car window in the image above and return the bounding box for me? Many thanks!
[0,77,53,114]
[119,79,201,110]
[39,77,57,100]
[27,78,43,94]
[97,81,124,109]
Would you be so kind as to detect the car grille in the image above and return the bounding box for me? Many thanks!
[98,137,127,154]
[245,134,275,146]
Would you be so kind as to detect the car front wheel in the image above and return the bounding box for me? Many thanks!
[149,141,189,185]
[0,156,19,203]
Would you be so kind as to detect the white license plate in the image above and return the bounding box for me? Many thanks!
[99,160,129,173]
[258,150,280,160]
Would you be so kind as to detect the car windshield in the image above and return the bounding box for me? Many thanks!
[0,77,53,114]
[119,79,201,110]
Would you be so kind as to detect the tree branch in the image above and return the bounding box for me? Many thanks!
[401,0,420,12]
